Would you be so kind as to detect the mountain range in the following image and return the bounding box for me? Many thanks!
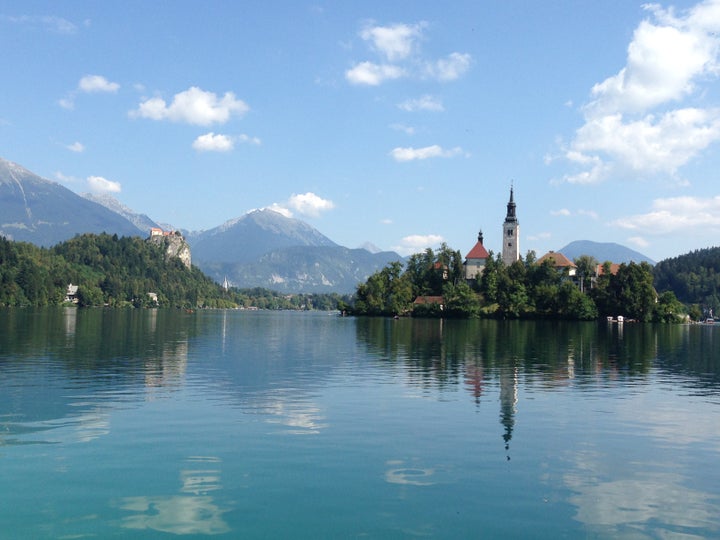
[557,240,655,265]
[0,157,402,293]
[0,156,657,293]
[0,158,144,245]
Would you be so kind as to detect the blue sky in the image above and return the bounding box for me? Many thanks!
[2,0,720,262]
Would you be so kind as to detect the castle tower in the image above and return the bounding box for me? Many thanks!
[501,186,520,265]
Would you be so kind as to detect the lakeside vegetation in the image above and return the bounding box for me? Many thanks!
[0,234,346,310]
[348,244,692,322]
[0,232,716,322]
[653,246,720,318]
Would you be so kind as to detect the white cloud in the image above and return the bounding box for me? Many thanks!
[398,95,444,112]
[58,74,119,109]
[192,132,261,152]
[87,175,121,194]
[627,236,650,248]
[58,97,75,110]
[423,52,472,81]
[237,134,261,145]
[392,234,444,256]
[381,218,393,225]
[389,144,465,161]
[264,193,335,219]
[287,192,335,217]
[1,15,77,34]
[578,209,599,219]
[359,22,425,61]
[550,208,599,219]
[66,141,85,153]
[389,123,416,135]
[345,61,405,85]
[78,75,119,93]
[131,87,249,126]
[558,1,720,184]
[54,171,81,184]
[572,109,720,177]
[612,195,720,234]
[346,21,471,85]
[192,132,234,152]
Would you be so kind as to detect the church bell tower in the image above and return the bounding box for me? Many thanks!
[502,186,520,266]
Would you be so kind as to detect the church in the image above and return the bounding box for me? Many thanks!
[463,187,520,281]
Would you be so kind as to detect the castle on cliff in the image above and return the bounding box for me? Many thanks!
[147,228,192,269]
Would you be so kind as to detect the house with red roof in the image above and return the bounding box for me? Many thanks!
[537,251,577,277]
[464,230,490,281]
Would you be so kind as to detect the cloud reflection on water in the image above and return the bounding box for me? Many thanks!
[119,456,230,536]
[567,471,717,537]
[564,447,719,538]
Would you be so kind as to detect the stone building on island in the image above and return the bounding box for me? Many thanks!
[464,230,489,281]
[501,187,520,266]
[463,187,519,281]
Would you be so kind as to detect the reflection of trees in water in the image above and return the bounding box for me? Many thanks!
[355,318,713,457]
[654,324,720,388]
[0,308,194,371]
[353,318,695,394]
[0,308,193,444]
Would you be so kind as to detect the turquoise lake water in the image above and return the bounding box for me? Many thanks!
[0,308,719,538]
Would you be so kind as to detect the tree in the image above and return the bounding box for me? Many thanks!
[76,284,104,307]
[478,252,502,304]
[558,281,598,320]
[593,262,657,320]
[352,261,412,316]
[653,291,686,323]
[443,281,480,318]
[574,255,598,293]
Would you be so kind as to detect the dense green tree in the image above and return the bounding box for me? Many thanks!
[574,255,598,293]
[653,246,720,316]
[443,281,480,318]
[478,252,502,304]
[653,291,686,323]
[76,284,105,307]
[558,281,598,320]
[353,261,412,316]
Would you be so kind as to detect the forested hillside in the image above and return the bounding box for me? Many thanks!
[653,246,720,317]
[0,234,345,310]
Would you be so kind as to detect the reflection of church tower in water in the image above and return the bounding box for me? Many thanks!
[502,186,520,266]
[499,366,518,459]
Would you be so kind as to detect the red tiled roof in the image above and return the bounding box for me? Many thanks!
[537,251,576,268]
[466,241,489,260]
[596,263,620,276]
[413,296,444,305]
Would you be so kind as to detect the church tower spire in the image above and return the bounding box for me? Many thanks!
[502,185,520,265]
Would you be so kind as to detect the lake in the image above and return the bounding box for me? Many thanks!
[0,308,719,539]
